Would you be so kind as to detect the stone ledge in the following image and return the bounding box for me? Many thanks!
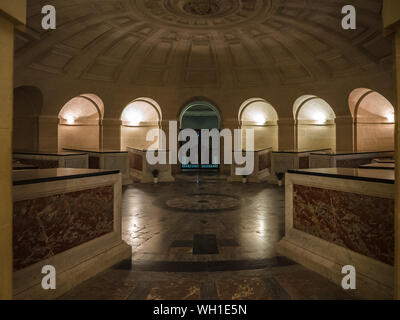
[13,241,132,300]
[0,0,26,25]
[277,237,393,300]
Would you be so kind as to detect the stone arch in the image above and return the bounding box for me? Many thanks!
[58,94,104,151]
[293,95,336,150]
[349,88,394,151]
[179,100,221,130]
[239,98,279,151]
[120,97,162,150]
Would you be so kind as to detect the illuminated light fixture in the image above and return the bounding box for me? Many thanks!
[129,119,141,126]
[123,108,142,126]
[256,118,267,125]
[127,113,142,126]
[385,112,395,123]
[65,115,75,125]
[312,111,327,124]
[251,112,267,125]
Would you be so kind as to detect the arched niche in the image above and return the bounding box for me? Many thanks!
[121,98,162,151]
[349,88,394,152]
[13,86,43,152]
[294,95,336,150]
[58,94,104,151]
[179,100,221,170]
[239,98,279,151]
[180,100,221,130]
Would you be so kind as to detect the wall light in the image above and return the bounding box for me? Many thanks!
[312,111,327,124]
[385,112,395,123]
[123,108,142,126]
[251,112,267,125]
[128,113,142,126]
[128,119,141,126]
[65,115,75,125]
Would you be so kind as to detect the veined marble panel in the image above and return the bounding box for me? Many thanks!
[13,186,114,271]
[293,185,394,265]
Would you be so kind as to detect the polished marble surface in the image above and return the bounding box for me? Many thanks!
[122,178,285,262]
[359,163,395,170]
[14,150,87,156]
[311,150,394,156]
[64,148,128,154]
[12,163,39,170]
[58,176,354,300]
[13,168,120,185]
[14,186,114,270]
[288,168,395,184]
[293,184,394,265]
[59,262,353,300]
[273,148,330,154]
[373,158,395,163]
[166,194,241,211]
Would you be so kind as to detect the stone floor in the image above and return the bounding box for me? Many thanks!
[123,174,285,262]
[60,173,353,300]
[60,262,352,300]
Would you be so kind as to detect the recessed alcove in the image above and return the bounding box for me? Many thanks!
[58,94,104,151]
[349,88,395,152]
[121,98,162,151]
[239,98,278,151]
[293,95,336,151]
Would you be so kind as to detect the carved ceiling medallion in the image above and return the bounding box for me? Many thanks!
[142,0,267,29]
[182,0,229,16]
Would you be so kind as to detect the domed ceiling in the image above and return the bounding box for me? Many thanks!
[15,0,392,89]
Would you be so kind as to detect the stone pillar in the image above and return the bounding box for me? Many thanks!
[102,118,122,150]
[278,118,295,150]
[335,116,354,152]
[0,0,26,300]
[38,115,59,151]
[394,26,400,301]
[383,0,400,300]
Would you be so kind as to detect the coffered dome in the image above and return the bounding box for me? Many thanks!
[14,0,391,88]
[13,0,395,121]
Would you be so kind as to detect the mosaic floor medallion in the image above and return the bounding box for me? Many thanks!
[166,193,241,212]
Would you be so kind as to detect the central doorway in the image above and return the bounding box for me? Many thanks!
[179,100,221,171]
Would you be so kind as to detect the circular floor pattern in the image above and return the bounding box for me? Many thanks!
[166,193,241,212]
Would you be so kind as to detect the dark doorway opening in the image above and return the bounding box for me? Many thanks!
[180,101,221,171]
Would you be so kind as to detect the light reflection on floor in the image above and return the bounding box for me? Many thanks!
[121,179,285,262]
[60,177,354,300]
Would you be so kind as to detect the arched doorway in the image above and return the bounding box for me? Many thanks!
[238,98,278,151]
[13,86,43,152]
[293,95,336,150]
[349,88,395,152]
[120,98,162,151]
[58,94,104,151]
[179,100,221,170]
